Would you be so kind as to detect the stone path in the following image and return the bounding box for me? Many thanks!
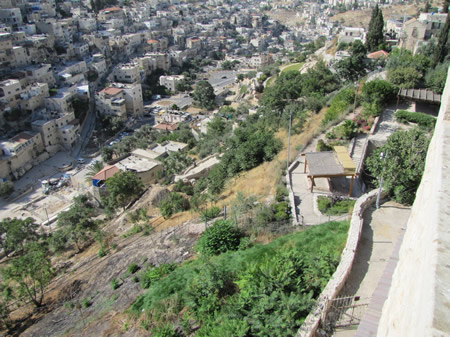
[334,201,411,336]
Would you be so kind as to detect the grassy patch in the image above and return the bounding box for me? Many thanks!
[317,195,356,215]
[130,220,349,334]
[281,63,304,73]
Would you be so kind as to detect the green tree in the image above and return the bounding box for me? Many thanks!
[54,195,97,252]
[194,80,216,110]
[102,171,144,213]
[387,67,422,88]
[425,61,450,93]
[0,181,14,199]
[366,4,385,52]
[366,128,430,205]
[362,79,396,104]
[433,13,450,65]
[1,243,53,307]
[0,217,39,257]
[85,160,104,183]
[336,40,368,82]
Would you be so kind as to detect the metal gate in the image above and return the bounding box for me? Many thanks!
[321,295,369,333]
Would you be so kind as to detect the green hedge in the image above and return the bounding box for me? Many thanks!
[395,110,436,129]
[322,88,355,125]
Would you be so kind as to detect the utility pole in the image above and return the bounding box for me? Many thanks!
[286,108,292,172]
[376,151,388,209]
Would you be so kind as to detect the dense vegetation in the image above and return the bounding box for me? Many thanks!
[131,220,349,336]
[395,110,436,129]
[366,128,431,205]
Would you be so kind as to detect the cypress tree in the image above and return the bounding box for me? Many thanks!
[433,13,450,65]
[366,5,385,52]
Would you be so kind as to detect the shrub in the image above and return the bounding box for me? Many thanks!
[151,323,180,337]
[275,185,289,202]
[128,263,139,274]
[111,278,120,290]
[322,88,355,125]
[0,181,14,199]
[159,192,190,219]
[273,201,291,221]
[200,206,221,221]
[395,110,436,129]
[317,195,355,215]
[140,264,177,289]
[82,297,91,308]
[98,248,107,258]
[317,139,333,152]
[195,220,243,256]
[326,120,358,140]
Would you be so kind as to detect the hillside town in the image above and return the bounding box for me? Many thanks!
[0,0,448,335]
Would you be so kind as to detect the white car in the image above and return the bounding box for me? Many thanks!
[77,158,85,164]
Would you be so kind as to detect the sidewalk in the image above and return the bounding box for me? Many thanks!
[334,201,411,336]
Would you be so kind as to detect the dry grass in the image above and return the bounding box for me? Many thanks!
[218,109,326,206]
[330,4,419,28]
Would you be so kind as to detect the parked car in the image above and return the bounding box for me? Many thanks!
[77,158,85,164]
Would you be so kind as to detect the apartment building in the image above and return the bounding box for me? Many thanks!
[96,86,127,120]
[0,131,44,179]
[159,75,184,92]
[0,79,22,108]
[32,110,80,150]
[113,63,141,84]
[45,86,77,114]
[19,82,49,113]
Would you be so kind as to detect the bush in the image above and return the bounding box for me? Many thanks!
[326,120,358,140]
[195,220,243,256]
[140,264,177,289]
[200,206,221,221]
[173,180,194,196]
[317,139,333,152]
[82,297,92,308]
[322,89,355,125]
[0,181,14,199]
[317,195,356,215]
[128,263,140,274]
[151,323,180,337]
[275,185,289,202]
[395,110,436,129]
[273,201,291,221]
[159,192,190,218]
[111,278,120,290]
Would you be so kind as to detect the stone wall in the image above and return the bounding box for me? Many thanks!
[296,188,383,337]
[376,67,450,337]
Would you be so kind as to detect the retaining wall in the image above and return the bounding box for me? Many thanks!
[296,188,384,337]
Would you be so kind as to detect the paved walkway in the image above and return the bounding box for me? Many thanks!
[334,201,411,336]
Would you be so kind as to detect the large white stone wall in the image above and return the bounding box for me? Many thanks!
[377,67,450,336]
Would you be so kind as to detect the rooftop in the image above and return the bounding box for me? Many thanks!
[92,165,120,181]
[100,87,123,96]
[115,155,161,173]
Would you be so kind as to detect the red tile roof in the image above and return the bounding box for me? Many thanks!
[368,50,389,59]
[92,165,120,181]
[154,123,179,132]
[103,6,122,12]
[100,87,123,96]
